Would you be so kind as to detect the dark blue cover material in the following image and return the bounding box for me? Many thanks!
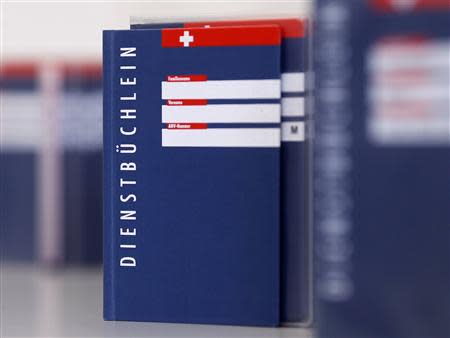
[279,26,311,327]
[0,70,39,262]
[131,18,312,326]
[62,66,103,264]
[315,1,450,338]
[103,27,281,326]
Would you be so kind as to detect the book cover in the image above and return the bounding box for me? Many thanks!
[103,26,282,326]
[315,1,450,337]
[1,62,103,266]
[131,17,312,326]
[0,63,41,262]
[60,63,103,264]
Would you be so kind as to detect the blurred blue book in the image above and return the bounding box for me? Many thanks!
[315,1,450,337]
[0,63,40,261]
[60,64,103,264]
[0,62,103,265]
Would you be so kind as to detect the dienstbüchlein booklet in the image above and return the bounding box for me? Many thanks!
[131,17,313,326]
[103,25,282,326]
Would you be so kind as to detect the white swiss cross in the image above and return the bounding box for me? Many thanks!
[179,31,194,47]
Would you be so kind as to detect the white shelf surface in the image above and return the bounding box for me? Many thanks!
[1,264,313,338]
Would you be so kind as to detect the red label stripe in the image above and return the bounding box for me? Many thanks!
[62,63,102,78]
[166,123,208,129]
[166,99,208,106]
[161,26,281,48]
[371,0,450,11]
[166,75,207,82]
[378,34,429,45]
[1,63,38,78]
[184,18,306,38]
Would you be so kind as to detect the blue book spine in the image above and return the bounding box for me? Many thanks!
[0,65,40,262]
[315,1,450,338]
[279,22,311,326]
[103,31,115,319]
[61,64,103,264]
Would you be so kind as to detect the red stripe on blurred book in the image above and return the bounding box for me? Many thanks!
[371,0,450,11]
[62,63,102,78]
[0,63,38,78]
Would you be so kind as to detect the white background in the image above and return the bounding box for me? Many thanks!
[1,0,312,60]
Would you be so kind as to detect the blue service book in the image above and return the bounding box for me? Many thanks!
[315,1,450,338]
[1,63,103,265]
[131,18,312,326]
[103,26,282,326]
[0,64,39,262]
[62,64,103,264]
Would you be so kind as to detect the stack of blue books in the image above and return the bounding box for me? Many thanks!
[103,19,311,327]
[0,62,103,265]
